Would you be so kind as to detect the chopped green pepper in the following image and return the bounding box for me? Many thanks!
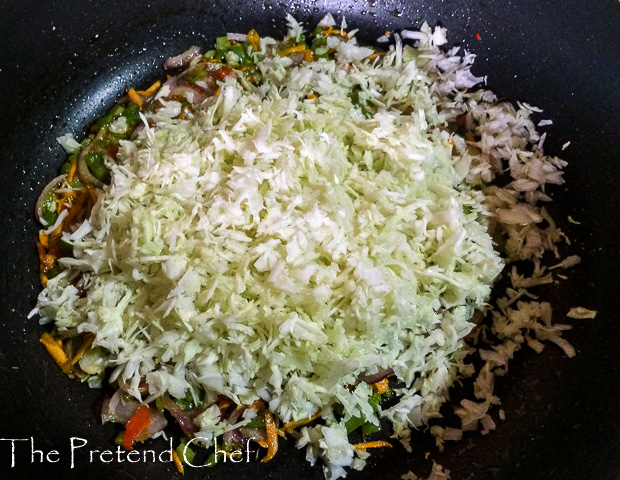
[229,44,248,65]
[94,104,125,130]
[216,36,231,51]
[155,397,165,415]
[84,151,110,183]
[368,391,382,412]
[46,264,63,279]
[174,390,196,410]
[40,194,58,227]
[361,422,380,436]
[205,451,219,467]
[123,104,141,127]
[246,414,266,428]
[176,442,195,465]
[187,68,207,85]
[60,162,72,174]
[345,416,365,433]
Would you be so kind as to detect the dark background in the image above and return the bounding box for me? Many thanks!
[0,1,618,479]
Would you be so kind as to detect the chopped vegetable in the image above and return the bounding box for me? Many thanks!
[248,29,260,51]
[71,333,96,365]
[127,88,143,107]
[353,441,392,451]
[279,411,321,434]
[261,412,278,463]
[29,14,579,480]
[172,449,185,474]
[123,405,152,450]
[567,307,597,319]
[372,378,389,394]
[39,333,70,374]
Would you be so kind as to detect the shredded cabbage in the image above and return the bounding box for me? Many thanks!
[36,16,583,479]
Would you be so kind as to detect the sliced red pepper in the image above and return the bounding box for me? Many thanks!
[213,67,232,81]
[123,405,152,450]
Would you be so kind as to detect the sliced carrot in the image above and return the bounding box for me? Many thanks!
[217,396,234,410]
[128,88,143,107]
[36,241,47,264]
[61,189,89,232]
[40,333,70,374]
[172,449,184,474]
[56,190,78,214]
[353,440,392,451]
[260,412,278,463]
[87,186,98,205]
[321,26,351,39]
[366,52,385,61]
[247,400,266,411]
[279,411,321,434]
[248,29,260,51]
[67,158,78,183]
[71,333,96,365]
[38,232,49,248]
[279,45,306,57]
[372,378,389,394]
[256,440,268,448]
[304,49,314,62]
[136,80,161,96]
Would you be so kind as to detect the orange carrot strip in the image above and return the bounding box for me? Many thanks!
[61,189,89,232]
[218,396,234,410]
[256,439,268,448]
[261,412,278,463]
[322,26,351,39]
[67,158,78,183]
[128,88,143,107]
[56,190,78,214]
[40,333,70,374]
[172,449,185,474]
[71,333,96,365]
[366,52,385,61]
[36,241,47,264]
[87,186,97,205]
[279,411,321,433]
[372,378,389,394]
[137,80,161,96]
[38,232,49,248]
[247,400,266,411]
[248,29,260,51]
[279,45,306,57]
[304,49,314,62]
[353,441,392,451]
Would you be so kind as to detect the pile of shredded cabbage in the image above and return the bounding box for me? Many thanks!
[32,14,580,480]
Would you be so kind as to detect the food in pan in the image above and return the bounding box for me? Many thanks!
[30,14,579,478]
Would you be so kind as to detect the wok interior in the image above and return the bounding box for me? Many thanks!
[0,1,618,479]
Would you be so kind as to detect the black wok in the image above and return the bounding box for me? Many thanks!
[0,1,618,479]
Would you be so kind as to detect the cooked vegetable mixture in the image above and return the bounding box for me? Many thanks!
[30,14,578,479]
